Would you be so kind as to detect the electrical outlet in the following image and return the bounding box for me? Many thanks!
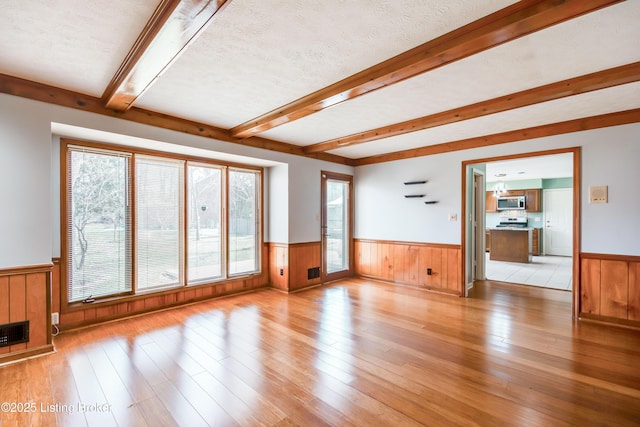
[427,268,432,276]
[279,268,284,276]
[51,312,59,325]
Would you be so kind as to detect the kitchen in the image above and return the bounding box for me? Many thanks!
[484,154,573,290]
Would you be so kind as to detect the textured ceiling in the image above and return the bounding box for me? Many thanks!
[0,0,159,96]
[486,153,574,181]
[0,0,638,162]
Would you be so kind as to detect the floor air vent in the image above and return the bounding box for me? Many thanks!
[0,321,29,347]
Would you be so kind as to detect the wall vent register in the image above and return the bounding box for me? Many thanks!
[0,321,29,347]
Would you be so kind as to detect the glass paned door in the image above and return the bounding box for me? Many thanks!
[322,172,353,280]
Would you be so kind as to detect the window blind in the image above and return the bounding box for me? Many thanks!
[67,147,132,302]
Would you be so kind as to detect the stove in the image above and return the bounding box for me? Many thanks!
[496,216,528,228]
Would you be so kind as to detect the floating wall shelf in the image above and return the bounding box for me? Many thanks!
[402,179,437,204]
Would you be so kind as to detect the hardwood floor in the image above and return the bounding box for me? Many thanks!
[1,278,639,426]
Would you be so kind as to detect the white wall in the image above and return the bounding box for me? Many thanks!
[0,93,353,268]
[581,132,640,255]
[288,158,353,243]
[355,123,640,256]
[355,152,462,244]
[266,164,289,243]
[2,90,637,270]
[0,96,53,267]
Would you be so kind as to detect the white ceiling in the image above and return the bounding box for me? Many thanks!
[486,153,573,182]
[0,0,638,162]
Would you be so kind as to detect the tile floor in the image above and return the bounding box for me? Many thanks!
[485,253,572,291]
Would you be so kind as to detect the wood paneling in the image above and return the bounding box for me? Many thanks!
[0,264,53,363]
[55,245,270,331]
[580,254,640,327]
[289,242,322,292]
[356,239,462,296]
[0,277,9,356]
[629,262,640,321]
[8,274,27,353]
[600,260,628,319]
[51,259,61,315]
[268,242,322,293]
[25,273,48,349]
[268,242,289,292]
[581,258,601,315]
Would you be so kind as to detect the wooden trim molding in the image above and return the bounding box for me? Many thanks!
[230,0,622,138]
[356,239,460,250]
[581,253,640,262]
[0,264,53,276]
[461,146,581,316]
[0,74,354,166]
[305,62,640,153]
[103,0,231,111]
[354,109,640,166]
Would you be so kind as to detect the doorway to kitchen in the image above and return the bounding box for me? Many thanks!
[463,147,580,316]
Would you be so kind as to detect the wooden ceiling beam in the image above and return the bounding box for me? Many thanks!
[353,108,640,166]
[230,0,622,139]
[0,74,353,166]
[305,62,640,153]
[102,0,231,111]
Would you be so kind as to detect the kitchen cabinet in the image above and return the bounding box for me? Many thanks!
[532,228,540,255]
[486,192,497,212]
[486,230,491,252]
[489,228,532,263]
[524,189,541,212]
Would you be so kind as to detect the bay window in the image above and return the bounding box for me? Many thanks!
[63,142,261,303]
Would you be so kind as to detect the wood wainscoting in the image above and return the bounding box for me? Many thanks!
[0,264,53,364]
[268,241,322,292]
[53,245,269,331]
[355,239,463,296]
[580,252,640,327]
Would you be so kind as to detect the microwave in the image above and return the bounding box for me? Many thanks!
[497,196,525,210]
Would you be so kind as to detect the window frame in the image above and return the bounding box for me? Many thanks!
[60,139,263,311]
[227,167,262,277]
[64,145,134,303]
[186,161,226,285]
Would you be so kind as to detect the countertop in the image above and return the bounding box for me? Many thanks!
[487,226,534,231]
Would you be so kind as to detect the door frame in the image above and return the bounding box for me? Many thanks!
[461,147,581,318]
[321,171,354,282]
[470,170,486,295]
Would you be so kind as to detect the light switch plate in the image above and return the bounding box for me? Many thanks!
[448,213,457,222]
[589,186,608,204]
